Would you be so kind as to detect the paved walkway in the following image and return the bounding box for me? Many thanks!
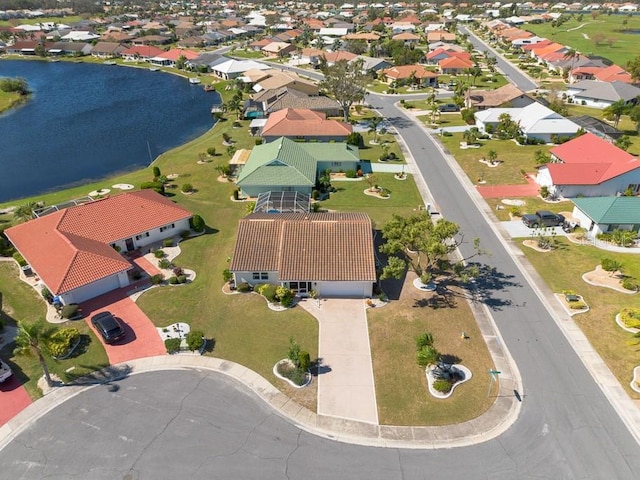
[475,175,539,199]
[299,298,378,424]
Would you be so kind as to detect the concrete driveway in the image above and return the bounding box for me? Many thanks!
[82,289,165,365]
[501,220,566,239]
[299,298,378,425]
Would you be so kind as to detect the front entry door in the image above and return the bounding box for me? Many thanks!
[289,281,313,296]
[125,238,135,252]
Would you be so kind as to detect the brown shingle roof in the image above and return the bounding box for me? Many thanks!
[230,212,376,282]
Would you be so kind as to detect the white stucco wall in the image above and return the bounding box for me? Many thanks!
[59,271,130,305]
[233,270,279,286]
[111,218,191,251]
[316,281,372,298]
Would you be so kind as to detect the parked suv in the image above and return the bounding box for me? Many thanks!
[522,210,565,228]
[438,103,460,112]
[91,311,126,344]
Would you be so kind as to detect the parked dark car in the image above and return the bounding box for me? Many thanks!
[438,103,460,112]
[522,210,565,228]
[91,312,125,344]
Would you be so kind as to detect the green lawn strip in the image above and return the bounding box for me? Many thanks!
[523,15,640,67]
[485,197,573,221]
[439,134,550,186]
[228,49,267,59]
[0,262,109,399]
[368,284,495,426]
[321,172,423,225]
[517,238,640,398]
[0,89,26,114]
[0,16,83,26]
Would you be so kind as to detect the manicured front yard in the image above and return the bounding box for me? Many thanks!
[369,273,495,425]
[518,238,640,398]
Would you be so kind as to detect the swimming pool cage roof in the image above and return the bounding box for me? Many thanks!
[253,191,310,214]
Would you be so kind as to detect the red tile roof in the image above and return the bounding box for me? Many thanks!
[594,64,632,83]
[381,64,439,80]
[158,48,199,60]
[6,191,192,294]
[262,108,352,138]
[438,56,474,70]
[547,133,640,185]
[121,45,164,58]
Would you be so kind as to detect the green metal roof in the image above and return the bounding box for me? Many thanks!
[572,196,640,224]
[236,137,360,188]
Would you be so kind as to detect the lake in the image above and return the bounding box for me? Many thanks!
[0,60,219,203]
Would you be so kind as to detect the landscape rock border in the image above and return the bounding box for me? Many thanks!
[615,313,640,334]
[553,293,589,316]
[273,359,311,389]
[425,364,472,399]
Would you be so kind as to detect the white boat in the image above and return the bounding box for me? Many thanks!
[149,67,159,71]
[189,77,201,84]
[103,60,116,65]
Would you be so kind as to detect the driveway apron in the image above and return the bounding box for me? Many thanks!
[82,289,165,365]
[301,298,378,424]
[0,377,32,426]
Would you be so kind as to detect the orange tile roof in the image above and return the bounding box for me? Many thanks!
[262,108,352,137]
[6,191,192,295]
[230,212,376,282]
[438,56,474,69]
[381,64,439,80]
[594,65,632,83]
[158,48,199,60]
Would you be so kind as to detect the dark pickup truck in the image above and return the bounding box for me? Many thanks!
[522,210,565,228]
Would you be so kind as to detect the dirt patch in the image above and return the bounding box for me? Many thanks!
[582,265,638,294]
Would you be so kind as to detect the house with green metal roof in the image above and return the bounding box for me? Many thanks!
[236,137,360,198]
[571,196,640,240]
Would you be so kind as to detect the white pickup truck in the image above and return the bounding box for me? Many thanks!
[0,359,12,383]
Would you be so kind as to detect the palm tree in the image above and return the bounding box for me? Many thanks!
[13,202,37,223]
[226,97,243,120]
[14,321,55,388]
[563,48,580,79]
[603,100,628,128]
[368,116,383,143]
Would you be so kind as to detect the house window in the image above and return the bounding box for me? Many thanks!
[331,162,341,167]
[135,232,150,240]
[252,272,268,280]
[626,184,639,194]
[160,223,175,233]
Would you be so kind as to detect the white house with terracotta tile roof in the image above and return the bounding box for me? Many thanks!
[261,108,352,142]
[535,133,640,198]
[229,212,376,297]
[5,190,192,305]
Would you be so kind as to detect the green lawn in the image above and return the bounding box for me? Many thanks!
[229,49,267,59]
[0,89,25,114]
[524,14,640,67]
[0,16,83,27]
[0,262,109,400]
[518,238,640,398]
[486,196,573,221]
[439,134,551,186]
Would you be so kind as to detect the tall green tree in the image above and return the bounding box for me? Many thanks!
[13,202,37,223]
[627,55,640,82]
[14,321,56,388]
[318,59,367,122]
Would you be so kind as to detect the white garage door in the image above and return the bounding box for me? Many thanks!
[317,281,371,298]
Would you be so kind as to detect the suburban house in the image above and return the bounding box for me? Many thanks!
[90,42,126,58]
[426,30,456,43]
[236,137,360,197]
[474,102,580,143]
[121,45,164,61]
[438,56,475,75]
[229,212,376,298]
[261,41,296,58]
[252,70,318,95]
[210,58,270,79]
[466,84,536,110]
[5,190,192,305]
[565,80,640,109]
[379,64,439,87]
[535,133,640,198]
[260,108,352,143]
[571,197,640,240]
[149,48,199,67]
[243,86,342,119]
[350,55,392,74]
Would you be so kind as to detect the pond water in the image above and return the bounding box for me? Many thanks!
[0,60,219,202]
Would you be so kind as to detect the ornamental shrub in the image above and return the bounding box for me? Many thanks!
[41,287,53,303]
[222,269,233,283]
[237,282,251,292]
[620,308,640,328]
[207,147,216,156]
[346,132,364,147]
[298,351,311,372]
[177,274,187,284]
[417,345,439,367]
[416,332,434,349]
[181,183,193,193]
[12,252,27,267]
[569,301,587,310]
[60,304,80,319]
[262,284,278,303]
[186,330,205,351]
[287,338,301,366]
[165,338,181,354]
[140,181,164,194]
[154,249,165,258]
[158,258,172,269]
[622,278,639,292]
[47,328,80,358]
[163,238,174,248]
[190,214,205,232]
[150,274,164,285]
[433,378,453,393]
[152,166,161,179]
[168,276,179,285]
[601,258,621,273]
[345,169,356,178]
[173,266,183,277]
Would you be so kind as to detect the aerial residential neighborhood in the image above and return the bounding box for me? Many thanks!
[1,0,640,477]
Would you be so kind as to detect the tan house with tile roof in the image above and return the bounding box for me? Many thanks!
[261,108,352,142]
[230,212,376,297]
[467,84,536,110]
[5,190,192,305]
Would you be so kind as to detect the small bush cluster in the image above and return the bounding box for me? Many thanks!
[255,284,294,307]
[41,287,53,303]
[163,238,174,248]
[622,278,639,291]
[597,229,637,247]
[165,338,181,354]
[236,282,251,292]
[154,249,165,259]
[186,330,205,351]
[13,252,27,267]
[277,338,310,386]
[345,169,357,178]
[47,328,80,358]
[620,308,640,328]
[150,274,164,285]
[416,332,439,367]
[601,258,622,273]
[60,304,80,319]
[569,301,587,310]
[190,214,205,232]
[168,274,187,285]
[158,258,172,269]
[433,378,453,393]
[140,181,164,194]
